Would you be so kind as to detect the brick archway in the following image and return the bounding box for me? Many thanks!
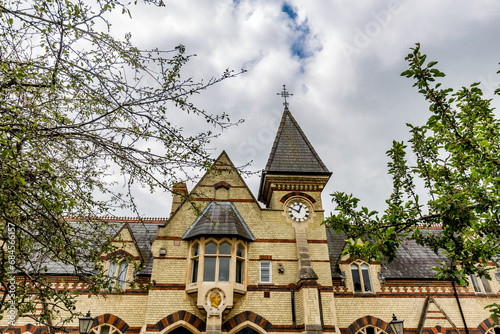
[478,318,500,334]
[155,311,206,333]
[347,316,391,334]
[223,311,272,333]
[93,314,130,333]
[2,324,48,334]
[280,192,316,204]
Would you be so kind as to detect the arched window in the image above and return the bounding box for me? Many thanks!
[169,327,194,334]
[235,327,261,334]
[189,240,246,284]
[236,244,244,284]
[191,243,200,283]
[90,324,122,334]
[485,325,500,334]
[108,261,129,290]
[351,262,372,293]
[356,326,387,334]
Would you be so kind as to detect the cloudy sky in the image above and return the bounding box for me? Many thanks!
[108,0,500,218]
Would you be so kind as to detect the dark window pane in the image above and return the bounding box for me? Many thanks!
[204,257,216,281]
[235,327,260,334]
[351,265,361,292]
[481,276,492,293]
[206,242,217,254]
[361,264,372,292]
[236,244,244,257]
[219,257,230,281]
[191,258,199,283]
[236,259,243,284]
[366,327,375,334]
[220,242,231,255]
[169,326,193,334]
[192,244,199,256]
[493,328,500,334]
[100,326,110,334]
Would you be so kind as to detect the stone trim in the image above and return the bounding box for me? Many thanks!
[155,311,206,333]
[93,314,130,333]
[222,311,272,332]
[280,192,316,204]
[347,316,390,334]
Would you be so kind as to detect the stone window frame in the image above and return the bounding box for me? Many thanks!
[90,324,122,334]
[107,260,129,291]
[189,237,247,285]
[259,260,272,283]
[350,260,373,294]
[470,273,493,294]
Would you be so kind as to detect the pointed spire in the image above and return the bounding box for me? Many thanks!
[264,108,330,174]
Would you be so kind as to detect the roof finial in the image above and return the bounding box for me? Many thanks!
[277,84,293,108]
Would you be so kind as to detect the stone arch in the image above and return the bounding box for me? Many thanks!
[93,314,130,333]
[347,316,391,334]
[478,318,500,334]
[280,192,316,204]
[155,311,206,333]
[105,250,135,261]
[222,312,272,333]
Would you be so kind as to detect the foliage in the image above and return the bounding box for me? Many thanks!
[325,43,500,286]
[0,0,242,328]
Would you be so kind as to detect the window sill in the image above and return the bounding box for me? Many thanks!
[353,292,376,296]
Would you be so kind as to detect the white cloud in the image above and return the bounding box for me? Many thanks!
[104,0,500,218]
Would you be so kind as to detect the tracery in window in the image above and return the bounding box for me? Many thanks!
[351,262,372,293]
[90,324,122,334]
[355,326,387,334]
[108,260,128,290]
[485,326,500,334]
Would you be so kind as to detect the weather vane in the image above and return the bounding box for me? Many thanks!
[277,84,293,107]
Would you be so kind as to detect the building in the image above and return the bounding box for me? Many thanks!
[2,104,500,334]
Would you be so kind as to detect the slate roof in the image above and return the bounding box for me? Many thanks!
[40,220,161,276]
[326,227,448,280]
[181,202,256,241]
[264,107,330,175]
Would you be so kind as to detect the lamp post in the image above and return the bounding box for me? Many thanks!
[79,311,94,334]
[389,314,404,334]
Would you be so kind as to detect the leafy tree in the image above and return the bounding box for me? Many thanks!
[325,43,500,300]
[0,0,242,328]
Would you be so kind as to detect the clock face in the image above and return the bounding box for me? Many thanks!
[288,201,310,222]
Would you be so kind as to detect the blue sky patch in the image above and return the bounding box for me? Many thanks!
[281,2,315,60]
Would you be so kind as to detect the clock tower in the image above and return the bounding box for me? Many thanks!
[258,97,333,334]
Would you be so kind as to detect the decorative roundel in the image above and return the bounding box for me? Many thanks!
[287,201,310,222]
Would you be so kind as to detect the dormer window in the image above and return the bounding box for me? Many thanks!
[470,274,492,293]
[351,262,372,293]
[108,260,128,290]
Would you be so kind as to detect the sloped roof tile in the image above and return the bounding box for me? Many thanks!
[181,202,255,241]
